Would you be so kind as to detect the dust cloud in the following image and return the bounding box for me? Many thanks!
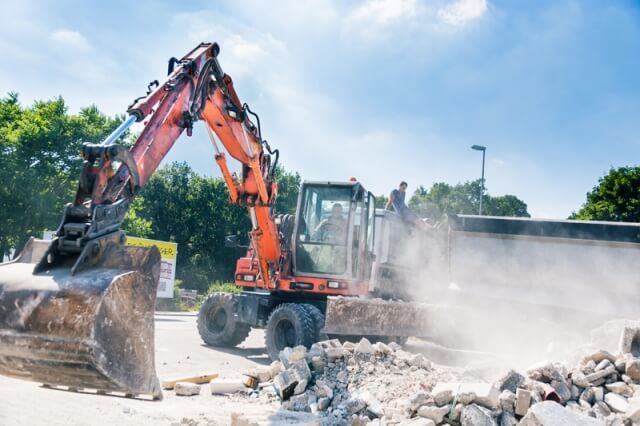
[385,215,640,373]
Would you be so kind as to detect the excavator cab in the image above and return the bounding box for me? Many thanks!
[293,181,376,291]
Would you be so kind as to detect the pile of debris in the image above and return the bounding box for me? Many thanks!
[249,324,640,425]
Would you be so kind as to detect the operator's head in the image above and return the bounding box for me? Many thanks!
[399,181,408,192]
[331,203,343,218]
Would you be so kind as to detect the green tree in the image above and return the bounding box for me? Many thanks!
[486,195,529,217]
[375,194,389,209]
[408,180,529,221]
[272,165,301,214]
[571,166,640,222]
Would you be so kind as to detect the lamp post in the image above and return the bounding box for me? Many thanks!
[471,145,486,215]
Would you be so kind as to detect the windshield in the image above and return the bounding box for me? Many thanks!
[296,185,352,275]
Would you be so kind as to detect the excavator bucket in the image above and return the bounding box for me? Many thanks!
[322,296,460,341]
[0,238,163,399]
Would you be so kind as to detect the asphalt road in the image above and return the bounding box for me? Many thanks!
[0,313,276,426]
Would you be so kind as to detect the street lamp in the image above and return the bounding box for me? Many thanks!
[471,145,486,215]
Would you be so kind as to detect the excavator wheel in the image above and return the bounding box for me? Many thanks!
[302,304,328,342]
[265,303,316,361]
[197,292,250,347]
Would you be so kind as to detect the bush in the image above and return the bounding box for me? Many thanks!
[206,281,241,295]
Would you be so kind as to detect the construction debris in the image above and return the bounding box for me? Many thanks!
[161,373,219,390]
[210,378,248,395]
[230,325,640,425]
[174,382,201,396]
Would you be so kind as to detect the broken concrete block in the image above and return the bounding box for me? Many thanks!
[273,359,312,400]
[289,345,307,362]
[409,391,431,411]
[592,401,611,419]
[317,397,331,411]
[307,343,325,359]
[457,392,476,405]
[325,347,345,361]
[495,369,524,393]
[342,341,356,351]
[417,405,449,424]
[527,361,566,382]
[355,337,375,355]
[310,356,325,372]
[498,390,515,413]
[402,418,435,426]
[210,378,246,394]
[585,365,616,384]
[315,381,333,399]
[373,341,392,355]
[571,369,590,387]
[250,366,272,383]
[594,359,612,372]
[431,382,499,409]
[432,388,453,407]
[626,359,640,380]
[294,379,308,395]
[499,411,517,426]
[625,396,640,422]
[604,392,628,413]
[281,392,312,412]
[518,401,602,426]
[269,360,283,378]
[174,381,201,396]
[606,382,632,397]
[388,341,402,351]
[279,347,292,367]
[619,326,640,356]
[408,353,430,369]
[551,380,572,403]
[460,404,496,426]
[514,388,531,416]
[583,350,617,365]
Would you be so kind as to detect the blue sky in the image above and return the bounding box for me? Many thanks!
[1,0,639,218]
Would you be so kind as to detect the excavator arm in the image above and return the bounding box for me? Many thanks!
[0,42,281,398]
[36,42,281,288]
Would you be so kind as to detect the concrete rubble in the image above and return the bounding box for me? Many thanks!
[227,323,640,426]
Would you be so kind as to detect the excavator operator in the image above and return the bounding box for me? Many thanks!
[315,203,347,244]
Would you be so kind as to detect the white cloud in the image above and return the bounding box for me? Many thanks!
[348,0,417,26]
[50,29,92,53]
[437,0,487,26]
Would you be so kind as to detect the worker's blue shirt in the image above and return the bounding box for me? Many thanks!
[391,189,409,216]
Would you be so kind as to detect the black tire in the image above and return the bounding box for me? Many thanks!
[303,304,327,342]
[197,292,250,347]
[265,303,316,361]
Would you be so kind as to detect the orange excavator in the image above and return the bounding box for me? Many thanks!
[0,42,413,399]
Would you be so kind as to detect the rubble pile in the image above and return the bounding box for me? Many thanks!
[257,324,640,425]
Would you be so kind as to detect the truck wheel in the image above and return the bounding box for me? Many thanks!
[197,292,250,347]
[303,304,328,342]
[265,303,316,361]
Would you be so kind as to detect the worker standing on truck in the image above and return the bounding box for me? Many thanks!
[386,181,432,230]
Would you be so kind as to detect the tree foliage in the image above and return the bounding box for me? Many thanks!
[571,166,640,222]
[408,180,530,221]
